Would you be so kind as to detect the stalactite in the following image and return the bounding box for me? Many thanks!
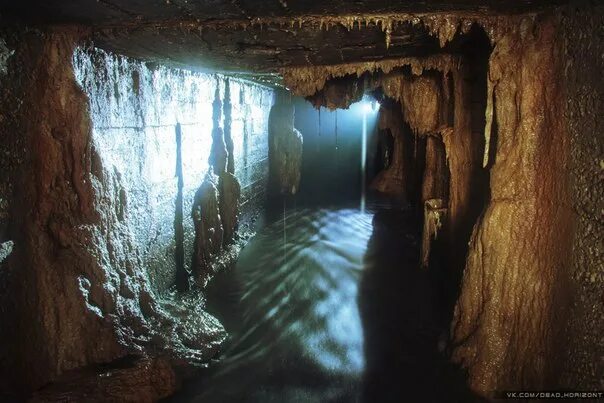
[280,54,460,99]
[397,75,441,135]
[218,171,240,246]
[483,77,495,168]
[422,134,449,203]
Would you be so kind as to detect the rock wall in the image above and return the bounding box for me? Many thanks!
[452,16,572,392]
[0,29,144,393]
[73,47,274,292]
[560,1,604,390]
[0,29,145,393]
[0,27,275,396]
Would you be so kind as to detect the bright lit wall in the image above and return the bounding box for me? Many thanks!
[73,48,274,291]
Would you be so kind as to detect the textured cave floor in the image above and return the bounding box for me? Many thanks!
[168,198,478,403]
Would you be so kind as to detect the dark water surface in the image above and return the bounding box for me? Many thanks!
[169,203,474,403]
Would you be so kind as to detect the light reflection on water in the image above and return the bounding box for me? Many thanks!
[180,208,372,402]
[234,208,372,374]
[171,206,474,403]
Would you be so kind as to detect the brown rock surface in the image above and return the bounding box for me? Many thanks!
[399,75,441,135]
[451,17,573,393]
[30,356,178,403]
[370,103,410,198]
[422,134,449,203]
[0,28,227,396]
[6,29,131,390]
[560,2,604,390]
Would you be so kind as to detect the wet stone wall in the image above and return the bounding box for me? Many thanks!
[73,48,273,292]
[561,2,604,389]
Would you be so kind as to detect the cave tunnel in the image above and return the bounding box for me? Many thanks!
[0,0,602,402]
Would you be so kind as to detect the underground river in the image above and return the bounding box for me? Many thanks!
[169,200,477,403]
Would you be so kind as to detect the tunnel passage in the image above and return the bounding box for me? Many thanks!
[167,27,496,401]
[282,30,493,312]
[0,2,600,401]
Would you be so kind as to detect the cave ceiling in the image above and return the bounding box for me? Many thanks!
[1,0,567,84]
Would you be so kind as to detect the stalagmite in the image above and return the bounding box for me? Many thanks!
[191,169,224,285]
[219,172,240,245]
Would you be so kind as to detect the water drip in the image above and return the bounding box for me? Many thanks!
[318,107,321,137]
[335,109,339,151]
[283,197,287,269]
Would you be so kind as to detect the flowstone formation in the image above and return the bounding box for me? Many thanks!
[451,17,572,393]
[268,96,303,196]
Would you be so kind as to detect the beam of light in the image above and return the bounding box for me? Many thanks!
[359,96,379,212]
[361,108,367,213]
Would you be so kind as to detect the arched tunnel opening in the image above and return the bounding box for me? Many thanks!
[0,1,602,402]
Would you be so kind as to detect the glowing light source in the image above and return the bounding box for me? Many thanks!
[372,99,379,111]
[361,99,380,114]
